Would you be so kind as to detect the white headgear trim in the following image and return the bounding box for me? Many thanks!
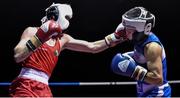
[45,3,73,30]
[122,7,155,33]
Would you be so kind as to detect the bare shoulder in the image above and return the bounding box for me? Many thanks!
[62,33,73,39]
[21,27,38,39]
[58,33,71,48]
[61,33,74,42]
[144,42,162,60]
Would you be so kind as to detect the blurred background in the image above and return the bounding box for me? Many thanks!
[0,0,180,96]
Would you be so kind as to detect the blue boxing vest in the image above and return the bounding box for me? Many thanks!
[133,32,171,97]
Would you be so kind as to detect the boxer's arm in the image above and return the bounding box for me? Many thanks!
[63,34,109,53]
[14,27,36,63]
[143,42,163,85]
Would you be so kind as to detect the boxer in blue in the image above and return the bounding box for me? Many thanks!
[110,7,171,97]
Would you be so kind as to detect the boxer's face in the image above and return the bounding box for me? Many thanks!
[125,26,136,40]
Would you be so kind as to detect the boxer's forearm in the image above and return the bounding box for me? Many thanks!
[90,39,109,53]
[143,71,163,85]
[64,36,109,53]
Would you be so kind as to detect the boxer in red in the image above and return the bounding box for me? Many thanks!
[9,3,127,97]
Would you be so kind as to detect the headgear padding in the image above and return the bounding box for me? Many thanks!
[45,3,73,30]
[122,7,155,35]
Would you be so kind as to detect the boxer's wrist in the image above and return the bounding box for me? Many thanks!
[26,35,42,51]
[105,33,119,47]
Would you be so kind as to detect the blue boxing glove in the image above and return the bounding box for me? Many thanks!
[111,53,147,81]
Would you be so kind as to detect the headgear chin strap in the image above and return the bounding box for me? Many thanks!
[44,3,73,30]
[122,7,155,35]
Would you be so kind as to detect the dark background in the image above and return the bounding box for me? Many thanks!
[0,0,180,97]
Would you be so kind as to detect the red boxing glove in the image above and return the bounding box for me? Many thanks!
[114,29,127,41]
[26,20,62,51]
[105,23,127,47]
[36,20,62,43]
